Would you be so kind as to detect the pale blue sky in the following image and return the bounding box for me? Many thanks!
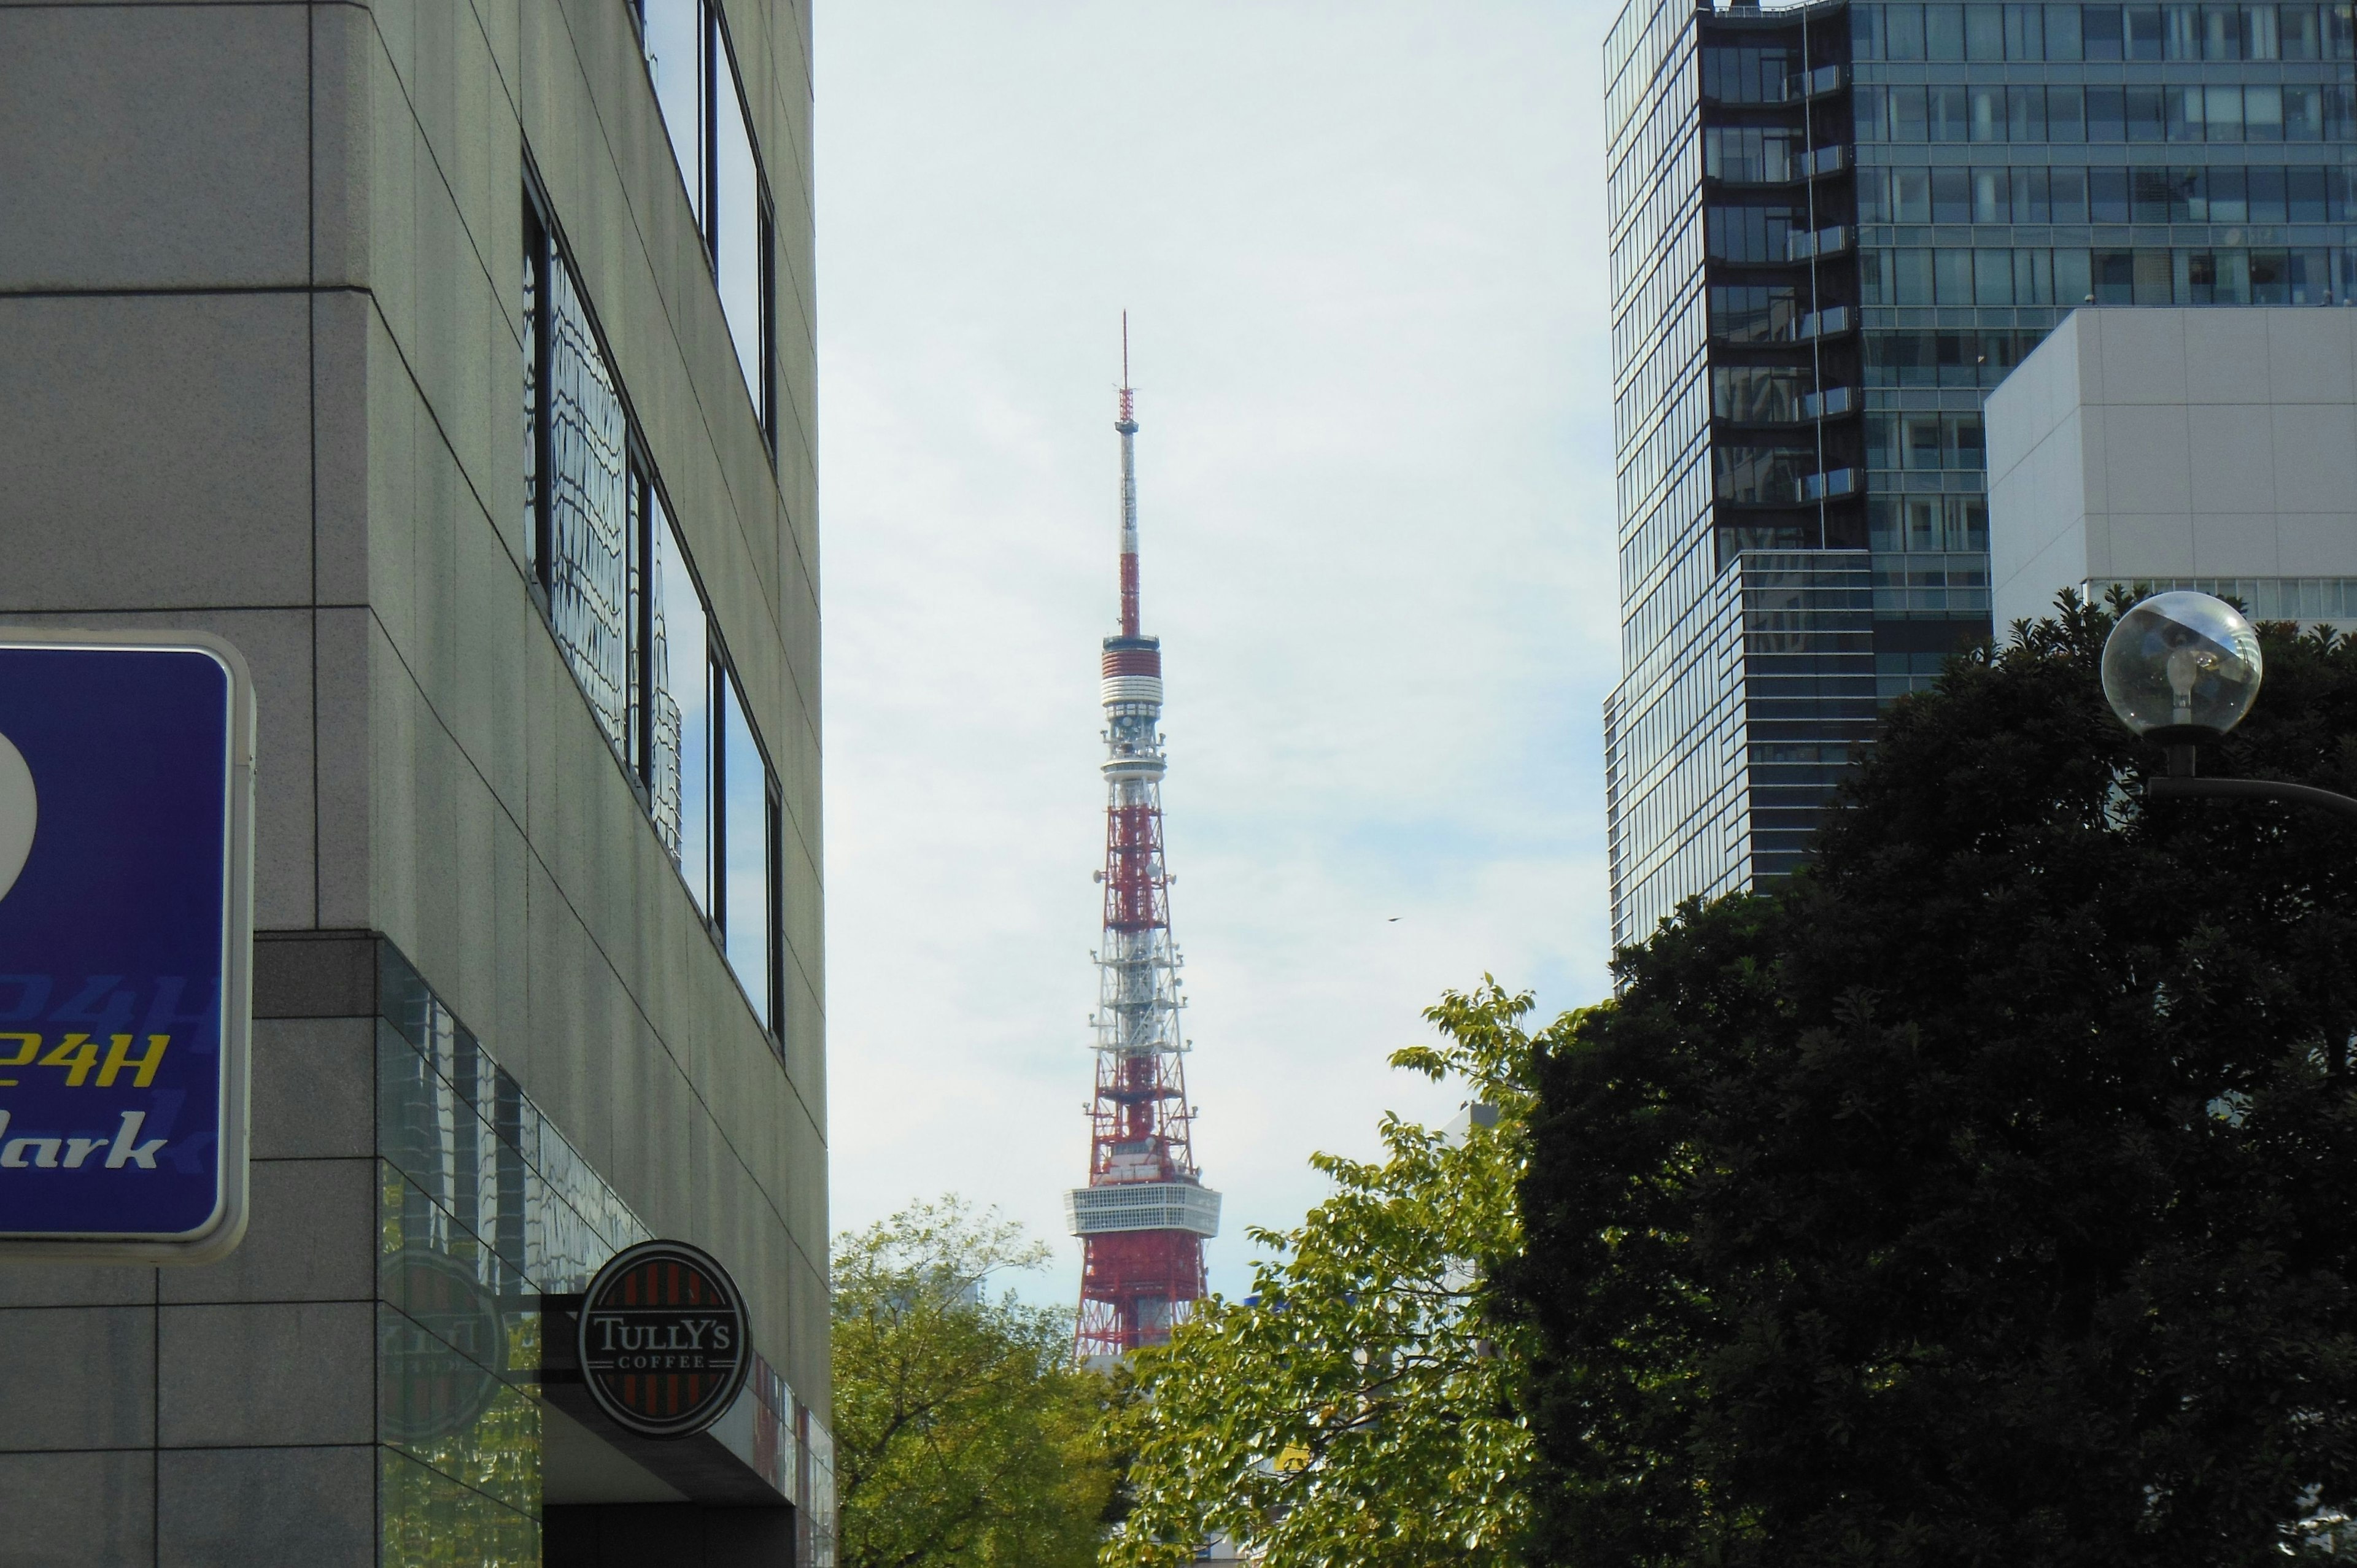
[816,0,1624,1304]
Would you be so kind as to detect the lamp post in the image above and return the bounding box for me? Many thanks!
[2102,590,2357,822]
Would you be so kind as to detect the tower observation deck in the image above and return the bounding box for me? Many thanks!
[1064,322,1220,1363]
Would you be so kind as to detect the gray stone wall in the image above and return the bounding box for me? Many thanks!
[0,0,826,1559]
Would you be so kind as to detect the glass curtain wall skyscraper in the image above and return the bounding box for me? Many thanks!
[1603,0,2357,947]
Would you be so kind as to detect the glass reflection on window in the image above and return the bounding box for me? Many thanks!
[641,0,704,226]
[714,55,768,422]
[522,207,540,555]
[656,512,711,913]
[543,245,632,759]
[522,179,784,1041]
[633,0,772,444]
[721,673,773,1029]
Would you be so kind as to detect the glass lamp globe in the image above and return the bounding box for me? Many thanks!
[2099,590,2264,740]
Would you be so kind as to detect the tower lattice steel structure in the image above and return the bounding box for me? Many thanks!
[1063,321,1221,1362]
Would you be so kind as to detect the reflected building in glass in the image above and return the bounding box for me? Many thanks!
[1602,0,2357,945]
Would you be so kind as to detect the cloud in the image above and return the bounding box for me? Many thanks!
[818,0,1625,1303]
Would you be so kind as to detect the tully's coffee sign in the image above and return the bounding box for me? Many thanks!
[578,1240,751,1439]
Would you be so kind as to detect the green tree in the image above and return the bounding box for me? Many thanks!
[834,1197,1120,1568]
[1104,983,1537,1568]
[1503,598,2357,1566]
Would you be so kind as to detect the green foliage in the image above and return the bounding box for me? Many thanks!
[1104,982,1539,1568]
[1503,597,2357,1566]
[834,1197,1121,1568]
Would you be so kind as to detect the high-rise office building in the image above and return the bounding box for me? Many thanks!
[1603,0,2357,946]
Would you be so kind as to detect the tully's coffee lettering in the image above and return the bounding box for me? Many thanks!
[577,1239,751,1439]
[589,1311,735,1367]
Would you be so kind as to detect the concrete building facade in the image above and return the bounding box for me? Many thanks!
[1988,304,2357,628]
[0,2,828,1564]
[1603,0,2357,948]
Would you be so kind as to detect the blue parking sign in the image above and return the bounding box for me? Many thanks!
[0,632,256,1262]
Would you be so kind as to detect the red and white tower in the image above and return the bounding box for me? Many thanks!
[1063,320,1220,1363]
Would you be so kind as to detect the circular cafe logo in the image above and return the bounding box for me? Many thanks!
[379,1251,506,1443]
[0,728,35,903]
[578,1239,750,1439]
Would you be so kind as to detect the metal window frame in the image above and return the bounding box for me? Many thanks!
[521,161,784,1049]
[626,0,779,462]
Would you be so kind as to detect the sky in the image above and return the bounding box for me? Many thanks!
[815,0,1627,1305]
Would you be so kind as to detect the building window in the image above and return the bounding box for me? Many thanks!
[524,182,786,1042]
[632,0,776,454]
[719,670,780,1030]
[653,506,711,906]
[1708,284,1802,344]
[653,516,780,1033]
[525,197,635,756]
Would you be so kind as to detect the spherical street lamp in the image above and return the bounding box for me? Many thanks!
[2102,589,2357,819]
[2100,590,2265,743]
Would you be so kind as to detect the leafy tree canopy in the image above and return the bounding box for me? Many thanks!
[1105,983,1538,1568]
[1503,599,2357,1566]
[834,1197,1119,1568]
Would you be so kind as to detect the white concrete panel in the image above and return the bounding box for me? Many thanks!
[2091,307,2189,405]
[2108,512,2198,575]
[2266,309,2357,404]
[2189,513,2282,575]
[2102,404,2196,514]
[2277,512,2357,576]
[2183,309,2275,404]
[2064,309,2104,404]
[2049,406,2093,539]
[2034,311,2083,434]
[1995,517,2091,633]
[1984,349,2053,496]
[1986,469,2043,587]
[2079,401,2111,519]
[2270,403,2357,512]
[2185,403,2276,515]
[1991,310,2357,606]
[1988,406,2084,594]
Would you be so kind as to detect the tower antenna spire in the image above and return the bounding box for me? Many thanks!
[1115,314,1140,638]
[1067,322,1219,1365]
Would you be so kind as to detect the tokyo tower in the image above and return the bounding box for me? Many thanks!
[1062,319,1221,1363]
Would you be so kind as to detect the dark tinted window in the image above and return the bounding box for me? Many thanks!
[2084,4,2126,55]
[2091,166,2131,219]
